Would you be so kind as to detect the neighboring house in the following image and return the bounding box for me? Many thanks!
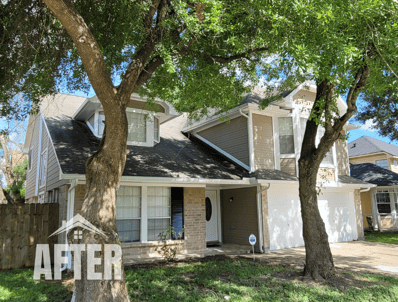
[349,136,398,230]
[23,82,372,264]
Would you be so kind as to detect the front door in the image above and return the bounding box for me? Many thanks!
[206,190,219,242]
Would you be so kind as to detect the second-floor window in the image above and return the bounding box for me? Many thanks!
[300,118,334,166]
[87,110,159,146]
[376,159,388,169]
[278,117,295,154]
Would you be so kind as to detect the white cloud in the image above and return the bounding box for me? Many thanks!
[361,119,377,132]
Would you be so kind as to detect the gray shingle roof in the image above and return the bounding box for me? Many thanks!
[350,163,398,186]
[348,136,398,157]
[239,86,293,106]
[338,175,371,185]
[46,114,250,179]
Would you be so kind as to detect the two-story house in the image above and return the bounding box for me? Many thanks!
[349,136,398,230]
[23,81,372,264]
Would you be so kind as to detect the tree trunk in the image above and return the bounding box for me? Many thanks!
[73,100,130,302]
[298,157,334,280]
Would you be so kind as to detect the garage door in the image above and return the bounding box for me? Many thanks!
[268,187,358,250]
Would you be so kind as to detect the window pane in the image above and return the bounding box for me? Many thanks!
[147,218,171,241]
[127,112,146,142]
[154,117,160,141]
[376,192,391,214]
[322,150,334,165]
[116,219,140,242]
[147,186,171,218]
[376,159,388,169]
[278,117,294,154]
[171,188,184,239]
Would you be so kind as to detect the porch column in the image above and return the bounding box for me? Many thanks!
[260,186,271,252]
[354,189,365,240]
[183,187,206,254]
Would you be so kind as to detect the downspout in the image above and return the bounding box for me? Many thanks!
[256,183,271,254]
[360,187,371,193]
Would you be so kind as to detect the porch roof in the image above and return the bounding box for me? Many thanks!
[350,163,398,186]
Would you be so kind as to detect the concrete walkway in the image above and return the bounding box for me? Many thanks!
[252,241,398,276]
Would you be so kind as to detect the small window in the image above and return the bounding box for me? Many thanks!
[116,186,141,242]
[154,116,160,142]
[127,112,146,142]
[376,159,388,169]
[48,191,53,203]
[38,150,47,187]
[278,117,294,154]
[28,148,33,171]
[376,191,391,214]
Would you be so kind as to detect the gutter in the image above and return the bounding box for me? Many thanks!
[256,183,271,254]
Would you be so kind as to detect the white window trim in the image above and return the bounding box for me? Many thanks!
[39,149,48,188]
[154,116,160,144]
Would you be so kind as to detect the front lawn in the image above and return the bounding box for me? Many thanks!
[1,257,397,301]
[365,232,398,245]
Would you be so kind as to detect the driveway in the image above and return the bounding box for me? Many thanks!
[255,241,398,276]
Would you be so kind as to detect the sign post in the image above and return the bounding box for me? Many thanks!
[249,234,256,261]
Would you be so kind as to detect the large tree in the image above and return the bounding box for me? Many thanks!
[3,0,398,299]
[2,1,285,301]
[259,0,398,279]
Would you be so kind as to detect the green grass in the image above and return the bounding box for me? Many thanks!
[1,258,398,301]
[365,232,398,244]
[0,268,73,301]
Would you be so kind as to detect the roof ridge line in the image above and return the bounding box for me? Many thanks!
[362,136,383,153]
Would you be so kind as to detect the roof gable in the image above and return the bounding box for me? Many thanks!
[348,136,398,157]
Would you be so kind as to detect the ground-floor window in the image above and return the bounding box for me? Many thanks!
[375,189,397,215]
[116,187,141,242]
[116,186,184,243]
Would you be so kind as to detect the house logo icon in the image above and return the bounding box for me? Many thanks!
[48,214,106,238]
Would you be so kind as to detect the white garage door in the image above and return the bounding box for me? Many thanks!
[268,187,358,250]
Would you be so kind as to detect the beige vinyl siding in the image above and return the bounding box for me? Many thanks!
[349,153,387,165]
[221,187,259,249]
[25,115,41,200]
[293,90,316,101]
[336,131,350,175]
[280,158,296,176]
[389,158,398,173]
[197,116,250,167]
[252,114,274,170]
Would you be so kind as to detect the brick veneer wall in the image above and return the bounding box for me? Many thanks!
[354,189,365,240]
[260,186,270,252]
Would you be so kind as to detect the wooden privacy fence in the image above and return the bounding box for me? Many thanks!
[0,203,59,270]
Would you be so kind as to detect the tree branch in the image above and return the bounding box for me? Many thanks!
[117,0,168,99]
[42,0,116,104]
